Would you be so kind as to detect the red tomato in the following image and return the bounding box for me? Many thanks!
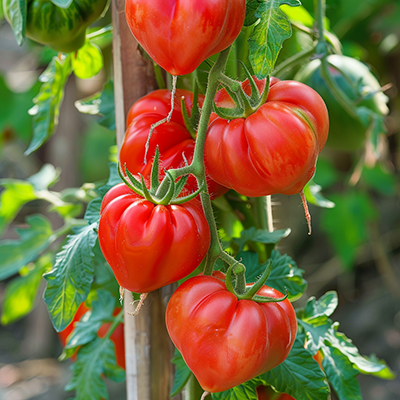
[98,182,211,293]
[125,0,246,76]
[58,303,125,369]
[166,275,297,392]
[120,89,228,200]
[204,77,329,197]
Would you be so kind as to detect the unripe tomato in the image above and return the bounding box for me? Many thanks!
[124,0,246,76]
[204,77,329,197]
[98,182,211,293]
[295,55,389,151]
[58,303,125,369]
[120,89,228,200]
[166,274,297,392]
[3,0,108,53]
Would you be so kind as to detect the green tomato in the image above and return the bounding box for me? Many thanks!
[4,0,109,53]
[295,55,389,151]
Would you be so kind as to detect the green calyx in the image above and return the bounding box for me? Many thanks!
[118,147,203,206]
[225,259,288,304]
[214,63,270,120]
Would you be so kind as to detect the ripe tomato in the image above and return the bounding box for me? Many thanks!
[204,77,329,197]
[124,0,246,76]
[58,303,125,369]
[98,182,211,293]
[295,55,389,151]
[166,275,297,392]
[120,89,228,200]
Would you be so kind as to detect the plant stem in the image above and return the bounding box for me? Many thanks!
[104,308,124,340]
[272,45,316,78]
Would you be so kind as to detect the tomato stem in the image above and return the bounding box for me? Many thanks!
[103,308,124,341]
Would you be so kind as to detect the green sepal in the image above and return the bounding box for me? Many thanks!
[170,184,203,205]
[212,102,244,120]
[157,171,175,205]
[150,147,161,193]
[140,174,157,203]
[117,163,144,198]
[174,175,190,198]
[240,260,272,300]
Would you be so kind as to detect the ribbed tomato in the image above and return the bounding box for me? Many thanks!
[204,77,329,197]
[120,89,228,200]
[98,182,211,293]
[166,274,297,392]
[125,0,246,76]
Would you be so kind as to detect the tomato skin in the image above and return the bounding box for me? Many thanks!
[166,275,297,392]
[58,303,125,369]
[120,89,228,200]
[98,183,211,293]
[295,55,389,151]
[125,0,246,76]
[204,77,329,197]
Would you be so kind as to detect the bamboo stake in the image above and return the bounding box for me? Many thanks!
[111,1,179,399]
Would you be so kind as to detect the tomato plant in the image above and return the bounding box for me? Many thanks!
[3,0,109,53]
[98,182,211,293]
[120,89,228,199]
[204,77,329,197]
[295,54,389,151]
[166,273,297,392]
[124,0,246,76]
[58,302,126,369]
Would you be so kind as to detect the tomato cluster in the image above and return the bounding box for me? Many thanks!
[95,0,330,395]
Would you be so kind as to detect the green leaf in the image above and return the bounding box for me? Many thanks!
[63,290,116,358]
[170,349,192,397]
[84,163,121,224]
[0,179,37,234]
[320,192,378,269]
[212,378,263,400]
[50,0,73,8]
[75,81,115,130]
[44,223,98,331]
[72,42,103,79]
[303,291,338,321]
[87,25,113,48]
[361,164,396,196]
[242,250,307,301]
[247,0,300,78]
[66,336,125,400]
[27,163,60,190]
[356,107,387,152]
[325,326,395,379]
[4,0,27,45]
[0,215,54,280]
[26,56,72,154]
[1,255,51,325]
[320,344,362,400]
[303,179,335,209]
[233,227,291,252]
[261,335,330,400]
[297,292,338,353]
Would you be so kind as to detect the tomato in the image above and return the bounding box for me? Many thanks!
[204,77,329,197]
[58,303,125,369]
[4,0,108,53]
[165,274,297,392]
[295,55,389,151]
[98,182,211,293]
[124,0,246,76]
[120,89,228,200]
